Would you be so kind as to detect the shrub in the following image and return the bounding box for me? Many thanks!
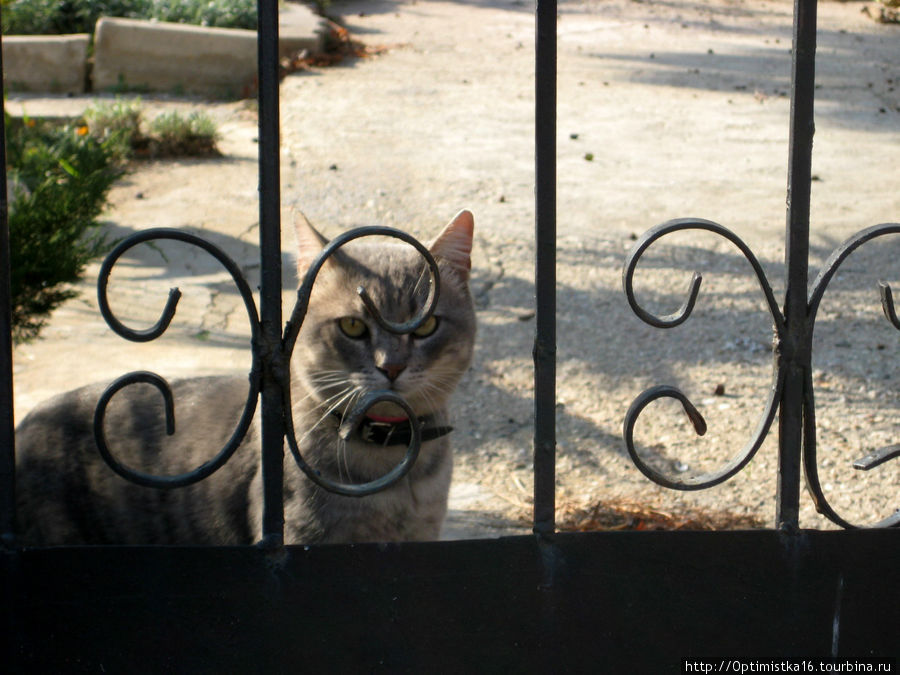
[5,102,221,340]
[6,116,122,341]
[143,109,220,157]
[1,0,150,34]
[82,97,143,161]
[1,0,257,35]
[150,0,256,29]
[83,99,221,158]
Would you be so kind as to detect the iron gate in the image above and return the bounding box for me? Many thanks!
[2,0,898,672]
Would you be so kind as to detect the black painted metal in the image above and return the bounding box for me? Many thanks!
[804,223,900,528]
[4,531,899,672]
[622,218,785,492]
[0,29,14,548]
[778,0,818,532]
[256,0,286,547]
[93,229,262,491]
[533,0,557,538]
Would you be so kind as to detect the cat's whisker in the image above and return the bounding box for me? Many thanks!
[292,383,347,416]
[307,377,353,394]
[309,374,351,386]
[307,369,353,383]
[295,370,366,413]
[313,388,357,425]
[336,437,350,483]
[411,262,432,309]
[337,388,366,481]
[291,373,346,399]
[412,369,456,393]
[294,385,358,446]
[420,384,450,419]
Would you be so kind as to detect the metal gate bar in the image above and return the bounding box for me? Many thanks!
[533,0,558,538]
[778,0,818,532]
[256,0,286,547]
[0,37,13,546]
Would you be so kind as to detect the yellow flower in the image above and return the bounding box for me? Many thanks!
[76,125,89,136]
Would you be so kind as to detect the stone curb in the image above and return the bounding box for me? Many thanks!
[2,3,327,97]
[93,18,261,99]
[2,34,90,95]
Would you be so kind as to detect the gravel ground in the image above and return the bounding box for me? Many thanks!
[9,0,899,536]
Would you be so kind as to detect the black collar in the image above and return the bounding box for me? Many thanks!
[331,411,453,447]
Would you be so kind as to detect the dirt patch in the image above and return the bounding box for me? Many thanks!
[555,497,766,531]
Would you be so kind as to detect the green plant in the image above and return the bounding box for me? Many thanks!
[4,101,222,340]
[6,115,122,341]
[2,0,151,35]
[145,109,220,157]
[83,97,143,161]
[308,0,331,16]
[1,0,257,34]
[150,0,256,28]
[80,99,222,158]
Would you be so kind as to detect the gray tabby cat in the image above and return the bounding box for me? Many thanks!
[15,210,476,545]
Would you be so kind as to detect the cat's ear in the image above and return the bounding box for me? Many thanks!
[430,209,474,282]
[293,209,329,279]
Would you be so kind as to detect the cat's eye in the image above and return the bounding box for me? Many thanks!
[338,317,368,339]
[412,315,439,338]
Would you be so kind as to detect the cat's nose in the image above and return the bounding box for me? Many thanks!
[378,365,406,382]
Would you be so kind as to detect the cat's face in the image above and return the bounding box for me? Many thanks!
[291,211,476,423]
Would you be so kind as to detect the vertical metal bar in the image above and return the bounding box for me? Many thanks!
[257,0,285,546]
[0,26,16,547]
[778,0,818,532]
[533,0,557,537]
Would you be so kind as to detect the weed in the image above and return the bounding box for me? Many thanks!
[83,97,143,161]
[143,110,220,157]
[80,100,221,159]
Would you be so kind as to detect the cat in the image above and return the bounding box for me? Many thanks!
[14,209,476,546]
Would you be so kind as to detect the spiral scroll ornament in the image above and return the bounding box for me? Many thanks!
[622,218,899,528]
[93,229,262,488]
[803,223,900,529]
[280,226,441,497]
[93,226,439,497]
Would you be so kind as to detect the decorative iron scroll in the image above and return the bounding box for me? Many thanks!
[281,226,440,497]
[94,229,262,488]
[93,226,439,497]
[803,223,900,529]
[622,219,900,528]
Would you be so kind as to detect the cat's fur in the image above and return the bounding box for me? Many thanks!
[15,210,476,546]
